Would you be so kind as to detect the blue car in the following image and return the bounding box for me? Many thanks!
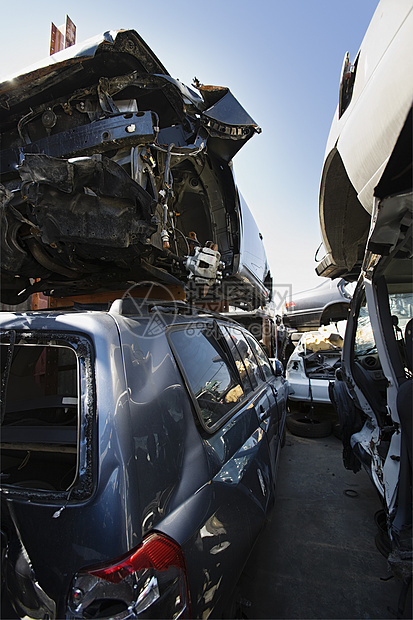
[0,297,287,619]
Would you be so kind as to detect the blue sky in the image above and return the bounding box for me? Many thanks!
[0,0,379,297]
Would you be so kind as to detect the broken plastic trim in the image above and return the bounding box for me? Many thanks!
[68,532,191,619]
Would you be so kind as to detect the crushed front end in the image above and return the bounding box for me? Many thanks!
[0,29,270,309]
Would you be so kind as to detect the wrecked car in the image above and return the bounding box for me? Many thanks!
[0,298,287,619]
[282,278,353,331]
[318,0,412,585]
[286,326,344,406]
[285,326,343,437]
[0,29,271,310]
[317,0,413,282]
[330,192,412,581]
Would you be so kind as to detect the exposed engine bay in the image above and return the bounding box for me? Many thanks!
[0,30,271,307]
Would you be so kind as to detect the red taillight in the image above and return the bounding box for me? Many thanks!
[87,533,186,585]
[70,532,191,618]
[285,301,295,308]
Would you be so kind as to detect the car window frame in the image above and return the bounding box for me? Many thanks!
[167,321,250,434]
[244,332,275,381]
[0,330,95,502]
[374,273,412,385]
[351,287,377,362]
[345,279,391,417]
[223,325,265,389]
[220,325,254,394]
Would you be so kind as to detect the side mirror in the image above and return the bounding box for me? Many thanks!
[273,359,284,377]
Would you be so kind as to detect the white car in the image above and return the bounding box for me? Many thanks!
[318,0,413,583]
[317,0,413,280]
[286,325,344,406]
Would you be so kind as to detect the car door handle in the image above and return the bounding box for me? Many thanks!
[259,404,270,421]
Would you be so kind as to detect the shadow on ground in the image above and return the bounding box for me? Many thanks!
[238,430,412,619]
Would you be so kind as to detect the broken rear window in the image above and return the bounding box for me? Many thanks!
[0,334,94,499]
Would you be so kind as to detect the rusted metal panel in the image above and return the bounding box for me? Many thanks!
[50,22,64,56]
[65,15,76,48]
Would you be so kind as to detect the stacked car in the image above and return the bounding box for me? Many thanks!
[317,0,413,583]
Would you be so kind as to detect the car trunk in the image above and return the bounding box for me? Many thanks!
[299,331,342,380]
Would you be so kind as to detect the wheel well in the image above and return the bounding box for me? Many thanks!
[320,301,350,325]
[319,149,370,278]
